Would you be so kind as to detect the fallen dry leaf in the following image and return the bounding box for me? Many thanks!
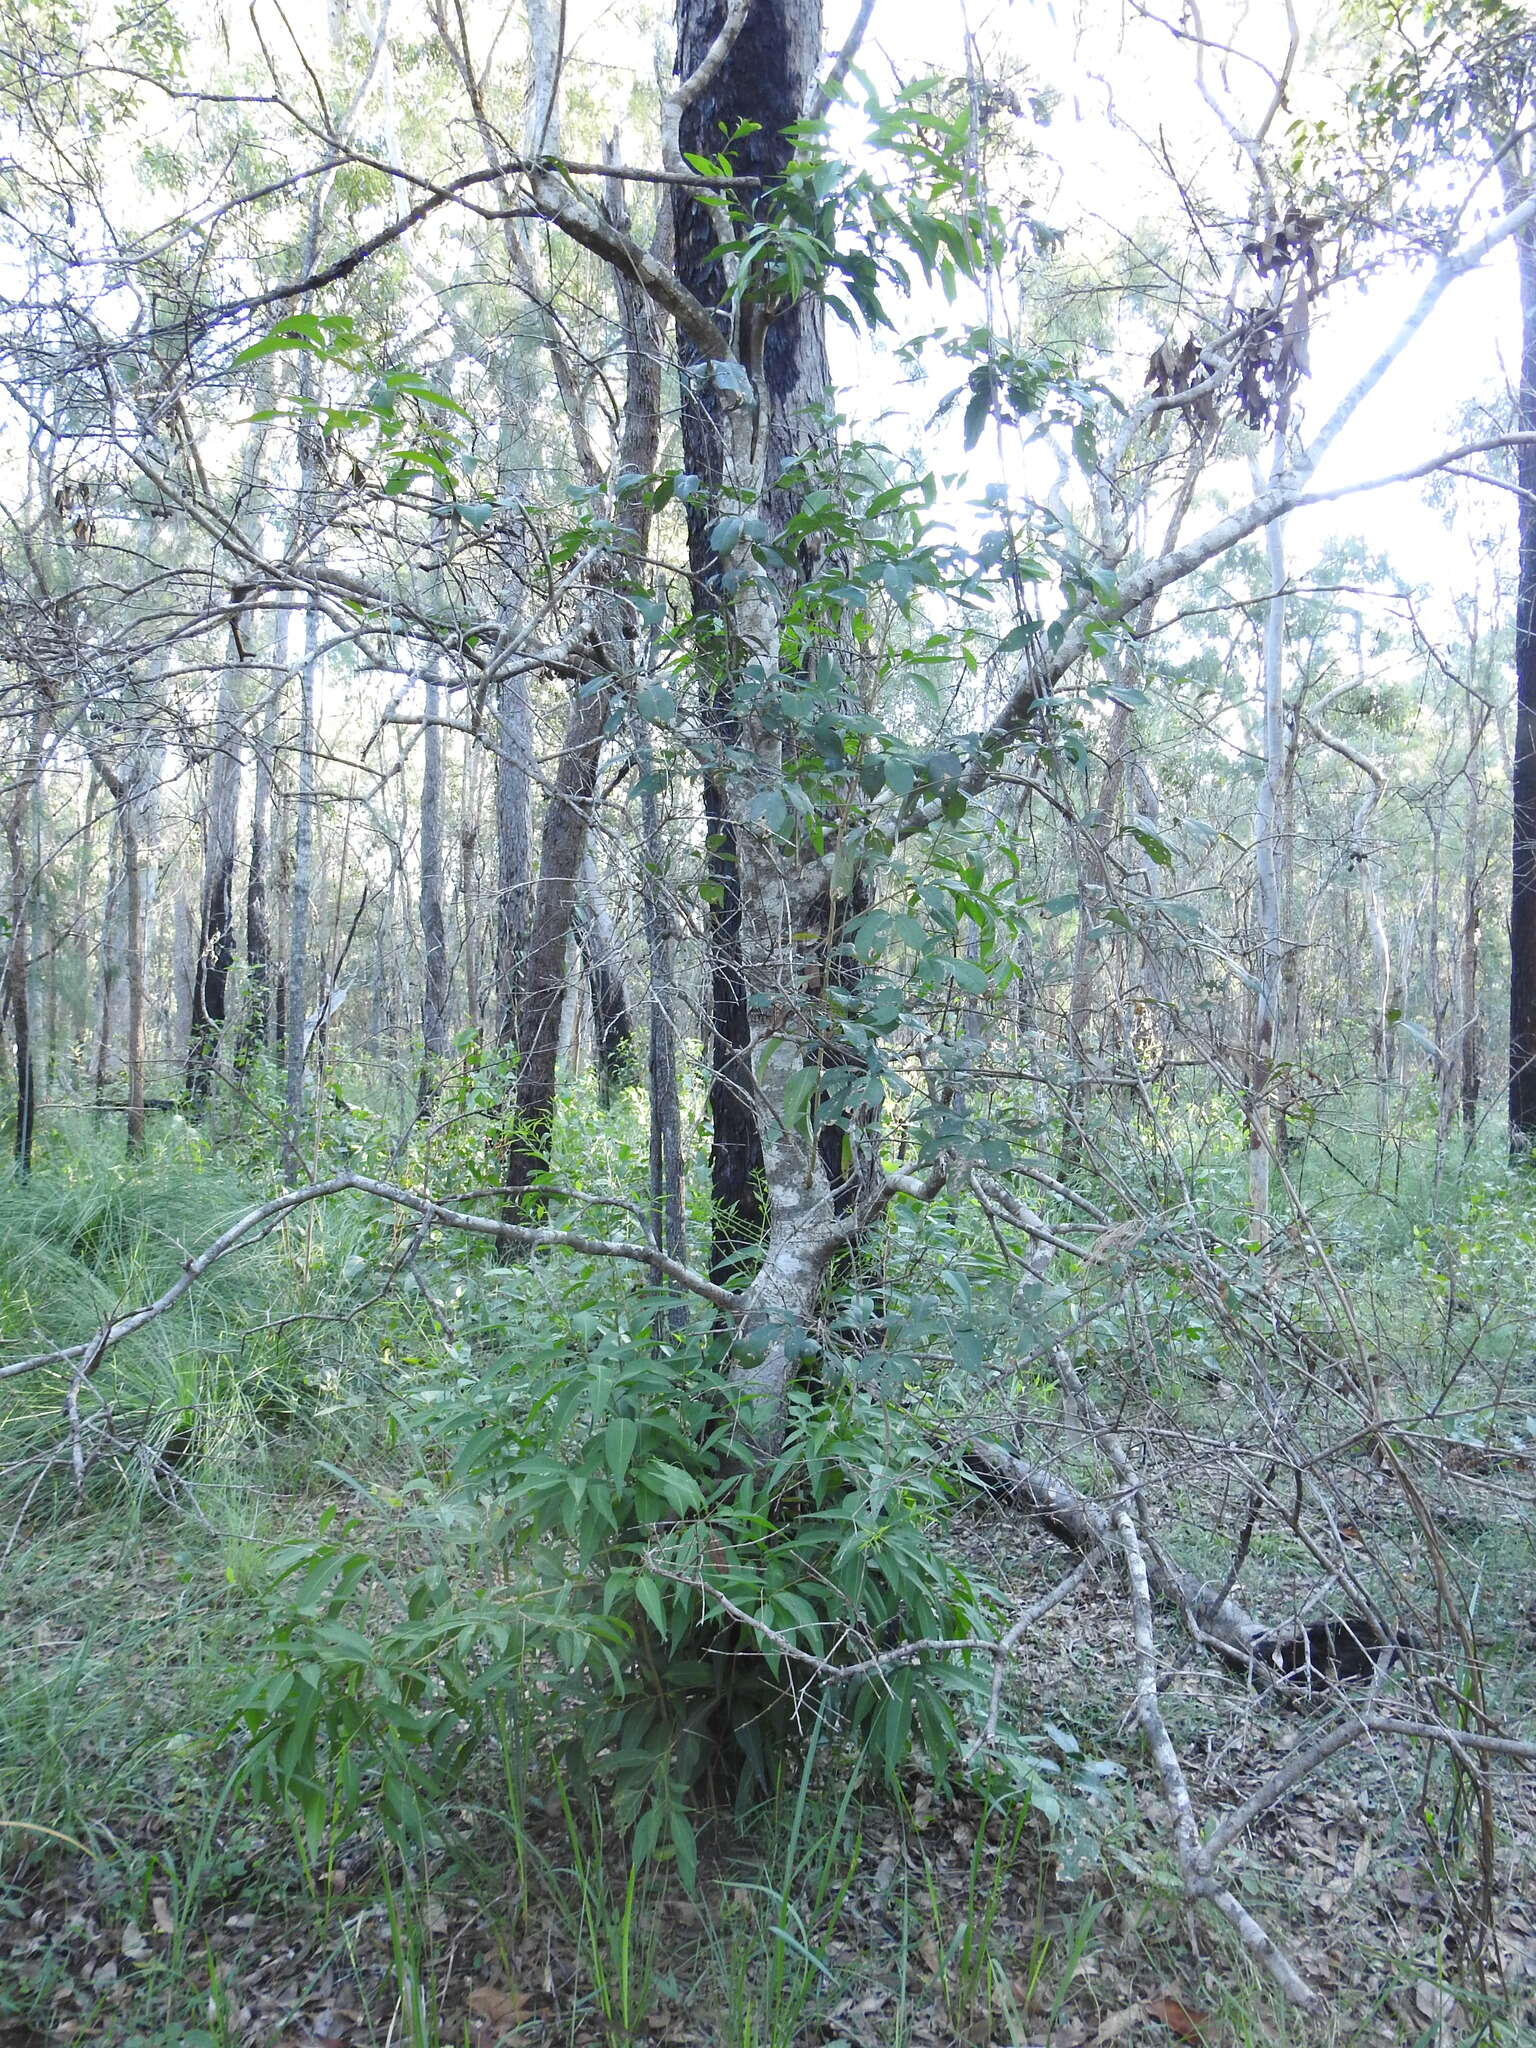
[1092,2003,1149,2044]
[151,1895,174,1936]
[1146,1991,1216,2041]
[1415,1980,1459,2023]
[466,1982,530,2028]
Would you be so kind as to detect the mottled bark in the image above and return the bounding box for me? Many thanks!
[1508,193,1536,1147]
[90,751,146,1155]
[282,602,319,1181]
[630,704,687,1283]
[242,668,282,1060]
[577,849,635,1106]
[188,657,243,1101]
[673,0,841,1438]
[674,0,829,1286]
[494,667,534,1045]
[420,671,450,1075]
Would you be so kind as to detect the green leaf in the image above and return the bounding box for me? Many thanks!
[945,956,988,994]
[643,1461,705,1516]
[1128,826,1174,868]
[962,382,992,450]
[999,619,1041,654]
[781,1064,820,1132]
[634,1573,668,1636]
[605,1416,638,1484]
[634,683,677,724]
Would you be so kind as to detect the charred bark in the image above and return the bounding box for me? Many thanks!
[188,659,243,1102]
[674,0,829,1287]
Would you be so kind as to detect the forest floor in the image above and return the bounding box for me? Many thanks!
[3,1124,1536,2047]
[1,1484,1532,2048]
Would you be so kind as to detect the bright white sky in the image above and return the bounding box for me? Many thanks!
[818,0,1517,601]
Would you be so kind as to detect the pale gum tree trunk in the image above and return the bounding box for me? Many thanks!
[89,751,147,1154]
[1248,515,1288,1243]
[282,599,319,1181]
[494,664,533,1045]
[243,658,283,1060]
[1504,155,1536,1150]
[629,699,687,1285]
[502,131,662,1208]
[94,822,123,1099]
[419,669,450,1073]
[459,736,481,1033]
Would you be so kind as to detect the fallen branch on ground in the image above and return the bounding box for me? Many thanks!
[0,1172,738,1386]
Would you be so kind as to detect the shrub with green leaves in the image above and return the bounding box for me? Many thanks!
[240,1312,992,1885]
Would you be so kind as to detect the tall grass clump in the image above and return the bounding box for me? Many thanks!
[0,1117,400,1516]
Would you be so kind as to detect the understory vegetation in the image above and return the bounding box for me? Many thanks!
[3,1091,1534,2045]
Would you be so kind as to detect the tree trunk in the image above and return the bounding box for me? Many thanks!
[120,802,147,1154]
[1248,517,1288,1241]
[674,0,829,1292]
[420,670,450,1079]
[5,707,48,1173]
[282,602,319,1180]
[188,655,243,1101]
[493,666,534,1045]
[243,668,282,1060]
[578,848,636,1106]
[460,734,481,1034]
[90,752,147,1155]
[502,146,662,1210]
[1462,709,1487,1141]
[630,701,688,1288]
[94,819,125,1102]
[1507,182,1536,1147]
[503,679,608,1202]
[673,0,839,1439]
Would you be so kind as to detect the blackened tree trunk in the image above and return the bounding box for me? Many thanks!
[674,0,830,1282]
[5,705,48,1173]
[502,679,608,1202]
[188,655,243,1101]
[1509,192,1536,1148]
